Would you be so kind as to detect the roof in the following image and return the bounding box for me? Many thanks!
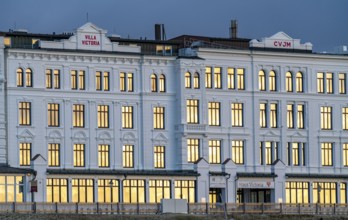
[0,164,35,174]
[237,172,277,178]
[286,173,348,179]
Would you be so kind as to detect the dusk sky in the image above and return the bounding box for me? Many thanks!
[1,0,347,52]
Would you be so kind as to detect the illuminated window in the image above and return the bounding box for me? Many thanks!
[209,189,221,203]
[25,68,33,87]
[232,140,244,164]
[127,73,133,92]
[151,74,157,92]
[72,179,94,203]
[296,72,303,92]
[19,102,31,126]
[175,180,195,203]
[258,70,265,91]
[343,107,348,130]
[73,104,85,128]
[122,106,133,129]
[149,180,171,203]
[269,71,276,91]
[154,146,165,168]
[46,69,60,89]
[317,72,324,93]
[297,104,305,129]
[19,143,31,166]
[231,103,243,127]
[227,68,235,89]
[16,68,24,87]
[123,145,134,168]
[4,37,11,47]
[185,72,191,88]
[123,180,145,203]
[339,73,346,94]
[96,71,109,91]
[326,73,333,94]
[48,143,60,167]
[313,182,336,204]
[48,103,59,127]
[97,105,109,128]
[73,144,85,167]
[287,104,294,128]
[285,182,309,204]
[193,72,200,89]
[120,72,126,91]
[159,74,166,92]
[208,102,220,126]
[287,142,305,166]
[286,72,293,92]
[209,140,221,164]
[98,179,119,203]
[341,183,346,204]
[237,68,245,90]
[46,179,68,203]
[317,72,333,94]
[320,106,332,130]
[0,176,24,202]
[71,70,85,90]
[205,67,212,88]
[153,106,165,129]
[186,99,199,124]
[214,67,221,89]
[98,144,109,167]
[321,143,333,166]
[260,141,278,165]
[259,103,267,128]
[187,138,199,163]
[120,72,134,92]
[343,143,348,166]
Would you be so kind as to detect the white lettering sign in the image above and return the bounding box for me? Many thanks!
[237,180,274,189]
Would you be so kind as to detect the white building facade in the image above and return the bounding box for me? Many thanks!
[1,23,348,204]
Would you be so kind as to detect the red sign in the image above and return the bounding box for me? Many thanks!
[82,35,100,46]
[273,41,292,48]
[30,180,38,192]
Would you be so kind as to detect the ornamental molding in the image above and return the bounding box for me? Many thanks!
[17,129,35,140]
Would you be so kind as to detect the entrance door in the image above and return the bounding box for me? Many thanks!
[250,189,271,203]
[209,188,222,203]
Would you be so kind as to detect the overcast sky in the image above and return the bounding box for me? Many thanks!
[1,0,347,52]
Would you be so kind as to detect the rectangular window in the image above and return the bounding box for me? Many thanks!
[343,107,348,130]
[53,70,60,89]
[48,103,59,127]
[287,104,294,128]
[341,183,346,204]
[317,72,324,93]
[237,68,245,90]
[231,103,243,127]
[46,69,52,89]
[19,143,31,166]
[46,178,68,203]
[149,180,170,203]
[187,138,199,163]
[209,140,221,164]
[208,102,220,126]
[227,68,235,89]
[205,67,212,88]
[71,70,77,90]
[214,67,221,89]
[122,106,133,129]
[313,182,336,204]
[98,144,109,167]
[98,179,119,203]
[321,143,333,166]
[260,141,278,165]
[72,179,94,203]
[154,146,165,168]
[120,72,126,92]
[339,73,346,94]
[297,104,305,129]
[78,70,85,90]
[46,69,60,89]
[175,180,195,203]
[186,99,199,124]
[98,105,109,128]
[48,143,60,167]
[232,140,244,164]
[320,106,332,130]
[123,145,134,168]
[153,107,165,129]
[19,102,31,126]
[0,176,24,202]
[123,180,145,203]
[127,73,134,92]
[96,71,109,91]
[285,182,309,204]
[259,103,267,128]
[326,72,333,94]
[71,70,85,90]
[343,143,348,166]
[270,103,277,128]
[73,144,85,167]
[73,104,85,128]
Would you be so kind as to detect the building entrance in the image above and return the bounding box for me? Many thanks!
[250,189,271,203]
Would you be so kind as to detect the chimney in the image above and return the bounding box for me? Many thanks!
[230,20,238,39]
[155,24,162,41]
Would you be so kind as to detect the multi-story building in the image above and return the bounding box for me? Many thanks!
[0,22,348,205]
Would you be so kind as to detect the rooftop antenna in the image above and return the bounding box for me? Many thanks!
[86,13,89,22]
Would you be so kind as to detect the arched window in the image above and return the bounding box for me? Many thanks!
[17,68,24,87]
[159,74,166,92]
[151,74,157,92]
[258,70,266,91]
[185,72,191,88]
[269,71,276,91]
[25,68,33,87]
[193,72,200,89]
[296,72,303,92]
[286,72,293,92]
